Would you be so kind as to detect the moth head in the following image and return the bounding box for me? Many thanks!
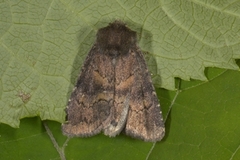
[97,21,137,55]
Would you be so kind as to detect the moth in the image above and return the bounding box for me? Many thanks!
[62,21,165,142]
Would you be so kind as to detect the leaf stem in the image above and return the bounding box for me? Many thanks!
[43,121,66,160]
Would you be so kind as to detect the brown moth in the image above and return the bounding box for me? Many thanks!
[62,21,165,142]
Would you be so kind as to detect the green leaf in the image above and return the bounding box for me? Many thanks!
[1,0,240,126]
[0,118,60,160]
[1,66,240,159]
[0,0,240,159]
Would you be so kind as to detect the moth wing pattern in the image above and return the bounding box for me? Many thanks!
[122,49,165,142]
[62,21,165,142]
[62,44,131,137]
[62,45,116,137]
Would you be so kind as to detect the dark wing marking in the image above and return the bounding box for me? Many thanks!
[62,45,115,137]
[124,48,165,142]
